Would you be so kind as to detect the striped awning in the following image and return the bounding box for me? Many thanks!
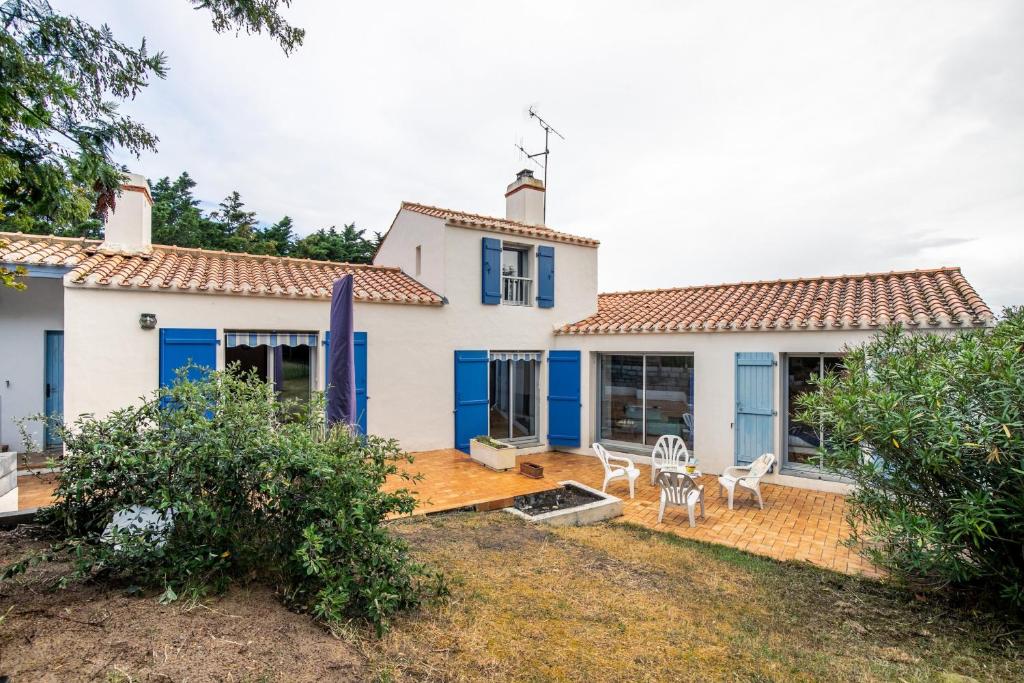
[225,331,319,349]
[489,351,543,362]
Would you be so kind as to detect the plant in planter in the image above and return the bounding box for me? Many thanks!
[469,435,517,471]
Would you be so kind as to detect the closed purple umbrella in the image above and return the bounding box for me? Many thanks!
[326,275,357,429]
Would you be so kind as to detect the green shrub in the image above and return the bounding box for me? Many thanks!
[3,367,444,634]
[798,308,1024,606]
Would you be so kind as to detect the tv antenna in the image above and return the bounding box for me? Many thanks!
[515,107,565,223]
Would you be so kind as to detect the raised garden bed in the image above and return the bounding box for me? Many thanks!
[505,480,622,526]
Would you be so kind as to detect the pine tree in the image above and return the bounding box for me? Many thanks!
[261,216,296,256]
[151,172,219,248]
[0,0,303,235]
[291,224,377,264]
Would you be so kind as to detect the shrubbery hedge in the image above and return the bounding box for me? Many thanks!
[4,367,444,633]
[799,309,1024,606]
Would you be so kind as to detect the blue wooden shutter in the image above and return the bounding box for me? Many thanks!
[354,331,368,435]
[734,352,775,465]
[547,350,581,447]
[159,328,218,388]
[481,237,501,305]
[536,245,555,308]
[323,332,329,386]
[454,350,489,452]
[324,331,368,435]
[44,331,64,448]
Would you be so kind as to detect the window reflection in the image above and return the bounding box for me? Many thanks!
[786,355,843,469]
[598,354,694,451]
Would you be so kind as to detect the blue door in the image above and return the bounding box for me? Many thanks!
[454,350,489,452]
[734,352,775,465]
[324,331,368,435]
[159,328,218,388]
[547,350,581,447]
[44,331,64,448]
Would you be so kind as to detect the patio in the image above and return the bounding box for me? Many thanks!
[13,449,876,577]
[388,449,878,577]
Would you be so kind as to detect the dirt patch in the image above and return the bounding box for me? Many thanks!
[0,530,366,682]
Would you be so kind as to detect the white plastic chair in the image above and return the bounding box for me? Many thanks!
[718,453,776,510]
[593,443,640,499]
[650,434,695,484]
[656,470,705,527]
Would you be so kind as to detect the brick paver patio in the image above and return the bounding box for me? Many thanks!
[389,448,879,577]
[14,449,876,576]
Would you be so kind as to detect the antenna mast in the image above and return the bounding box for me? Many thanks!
[515,107,565,223]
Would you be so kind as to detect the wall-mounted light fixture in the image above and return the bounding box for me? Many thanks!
[139,313,157,330]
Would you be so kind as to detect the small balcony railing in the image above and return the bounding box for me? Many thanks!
[502,276,532,306]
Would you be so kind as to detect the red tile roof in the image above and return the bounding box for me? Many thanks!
[0,232,443,305]
[558,268,992,334]
[401,202,600,247]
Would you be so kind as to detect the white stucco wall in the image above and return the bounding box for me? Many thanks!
[0,277,63,449]
[60,219,600,456]
[62,287,453,453]
[441,224,599,329]
[374,210,447,295]
[554,329,888,493]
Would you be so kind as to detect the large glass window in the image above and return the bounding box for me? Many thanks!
[278,345,312,405]
[489,356,538,442]
[599,354,694,450]
[784,354,843,472]
[225,343,313,408]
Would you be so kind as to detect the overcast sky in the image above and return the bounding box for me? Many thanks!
[58,1,1023,311]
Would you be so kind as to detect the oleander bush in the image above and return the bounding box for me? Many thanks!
[798,308,1024,606]
[3,367,444,634]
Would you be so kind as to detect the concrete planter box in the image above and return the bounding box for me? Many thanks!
[505,480,623,527]
[469,438,517,471]
[0,452,17,513]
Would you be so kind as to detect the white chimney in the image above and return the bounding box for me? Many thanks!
[100,172,153,254]
[505,168,545,225]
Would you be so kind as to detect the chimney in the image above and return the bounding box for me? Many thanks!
[100,172,153,254]
[505,168,545,225]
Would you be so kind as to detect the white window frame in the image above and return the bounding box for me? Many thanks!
[500,242,533,307]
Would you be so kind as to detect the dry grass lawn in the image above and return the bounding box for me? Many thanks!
[2,513,1022,681]
[374,512,1022,682]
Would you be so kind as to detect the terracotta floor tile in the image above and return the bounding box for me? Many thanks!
[382,450,881,578]
[22,449,880,578]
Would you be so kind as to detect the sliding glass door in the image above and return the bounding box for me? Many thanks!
[598,354,694,450]
[784,354,843,473]
[489,355,538,443]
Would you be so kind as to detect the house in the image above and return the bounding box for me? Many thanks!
[0,169,993,493]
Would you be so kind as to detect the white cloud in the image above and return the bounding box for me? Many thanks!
[56,0,1024,310]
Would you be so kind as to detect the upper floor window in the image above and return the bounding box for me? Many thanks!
[501,244,532,306]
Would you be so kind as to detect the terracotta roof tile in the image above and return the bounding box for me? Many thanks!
[0,232,443,305]
[401,202,600,247]
[558,268,993,334]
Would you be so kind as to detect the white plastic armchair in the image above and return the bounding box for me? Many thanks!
[656,470,705,527]
[718,453,775,510]
[594,443,640,499]
[650,434,695,485]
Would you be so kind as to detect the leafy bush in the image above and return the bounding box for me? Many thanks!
[4,367,443,633]
[798,309,1024,606]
